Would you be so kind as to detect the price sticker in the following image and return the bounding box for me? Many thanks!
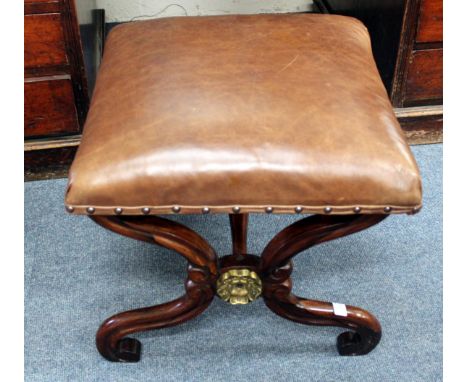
[332,302,348,317]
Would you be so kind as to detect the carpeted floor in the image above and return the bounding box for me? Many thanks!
[25,144,442,382]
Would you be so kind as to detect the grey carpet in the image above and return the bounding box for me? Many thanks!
[25,144,442,382]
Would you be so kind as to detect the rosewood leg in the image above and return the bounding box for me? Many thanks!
[260,214,387,356]
[91,216,218,362]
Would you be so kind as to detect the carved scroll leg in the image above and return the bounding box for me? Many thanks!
[264,285,381,356]
[96,281,214,362]
[91,216,218,362]
[260,214,388,356]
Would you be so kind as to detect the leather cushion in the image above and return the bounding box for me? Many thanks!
[65,14,422,215]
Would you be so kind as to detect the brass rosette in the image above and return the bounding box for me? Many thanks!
[216,268,262,305]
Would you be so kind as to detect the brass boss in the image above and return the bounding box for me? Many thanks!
[216,269,262,305]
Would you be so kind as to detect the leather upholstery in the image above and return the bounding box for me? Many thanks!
[65,14,422,215]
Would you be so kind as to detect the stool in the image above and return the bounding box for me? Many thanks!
[65,14,422,362]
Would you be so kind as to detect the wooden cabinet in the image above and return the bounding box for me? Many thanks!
[391,0,443,144]
[24,0,103,180]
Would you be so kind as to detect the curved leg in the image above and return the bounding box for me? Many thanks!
[90,216,218,362]
[263,263,381,355]
[92,215,218,276]
[261,214,387,356]
[264,294,381,355]
[96,265,214,362]
[260,214,387,274]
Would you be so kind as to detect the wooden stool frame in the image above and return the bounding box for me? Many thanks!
[91,213,387,362]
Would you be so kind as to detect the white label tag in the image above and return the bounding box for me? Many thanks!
[332,302,348,317]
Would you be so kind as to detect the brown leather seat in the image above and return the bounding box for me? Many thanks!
[65,14,422,215]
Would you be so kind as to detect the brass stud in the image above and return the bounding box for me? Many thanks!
[142,207,151,215]
[114,207,123,215]
[86,207,95,215]
[353,206,361,214]
[324,207,332,214]
[202,207,210,214]
[232,206,241,214]
[65,206,74,213]
[172,206,181,213]
[412,206,422,214]
[384,206,392,213]
[265,206,273,214]
[294,206,303,214]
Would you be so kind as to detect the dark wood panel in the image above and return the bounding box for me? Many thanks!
[61,0,91,126]
[24,13,68,69]
[24,76,80,138]
[25,146,78,181]
[25,64,70,78]
[404,48,442,105]
[391,0,420,106]
[24,1,61,14]
[399,115,442,144]
[395,105,442,144]
[416,0,442,43]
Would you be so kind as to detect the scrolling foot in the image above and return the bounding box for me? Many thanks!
[115,338,142,362]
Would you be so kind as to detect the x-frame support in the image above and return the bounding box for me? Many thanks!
[91,213,387,362]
